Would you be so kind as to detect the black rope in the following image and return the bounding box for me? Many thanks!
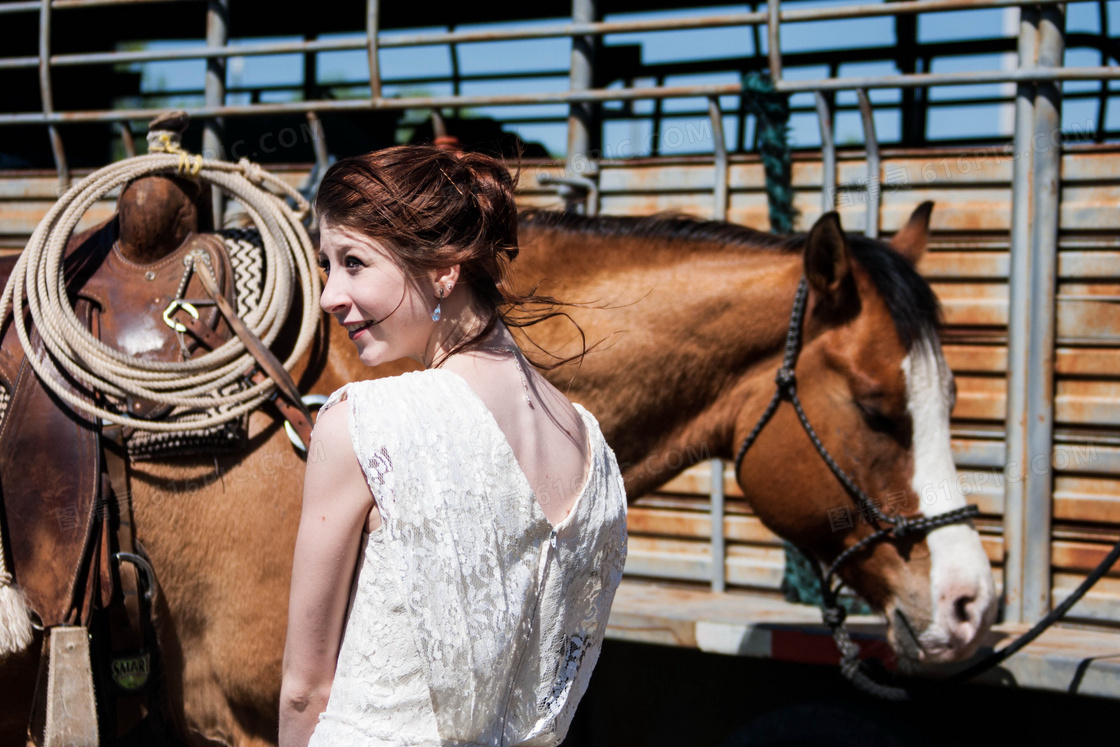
[810,556,911,701]
[945,534,1120,685]
[734,278,809,476]
[734,275,983,700]
[735,277,1120,697]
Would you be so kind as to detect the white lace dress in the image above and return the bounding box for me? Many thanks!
[306,368,628,747]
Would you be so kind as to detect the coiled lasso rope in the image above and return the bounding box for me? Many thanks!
[0,128,322,656]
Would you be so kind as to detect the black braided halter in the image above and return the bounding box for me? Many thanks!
[734,277,980,700]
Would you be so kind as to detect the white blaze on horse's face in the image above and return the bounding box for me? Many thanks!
[902,346,997,662]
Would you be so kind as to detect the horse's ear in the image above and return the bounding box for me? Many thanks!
[889,201,934,264]
[804,211,853,306]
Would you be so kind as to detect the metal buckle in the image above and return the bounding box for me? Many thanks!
[284,394,330,452]
[162,299,199,333]
[115,552,155,601]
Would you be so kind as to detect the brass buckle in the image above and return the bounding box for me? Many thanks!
[162,300,199,333]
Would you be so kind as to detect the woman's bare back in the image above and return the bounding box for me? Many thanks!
[441,348,590,527]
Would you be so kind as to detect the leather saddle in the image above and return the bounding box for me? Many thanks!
[0,209,237,633]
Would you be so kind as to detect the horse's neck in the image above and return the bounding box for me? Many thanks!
[533,240,804,496]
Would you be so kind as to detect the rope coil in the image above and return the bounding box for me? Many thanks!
[0,139,322,655]
[0,144,322,433]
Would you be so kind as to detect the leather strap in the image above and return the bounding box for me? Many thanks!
[101,425,151,736]
[178,265,314,450]
[43,626,99,747]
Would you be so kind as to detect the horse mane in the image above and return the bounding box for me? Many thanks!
[518,209,941,352]
[519,208,794,251]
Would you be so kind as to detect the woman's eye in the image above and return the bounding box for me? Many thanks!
[344,256,363,270]
[317,260,330,275]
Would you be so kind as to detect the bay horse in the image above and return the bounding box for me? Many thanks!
[0,186,995,744]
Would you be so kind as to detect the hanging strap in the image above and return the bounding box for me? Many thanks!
[43,625,99,747]
[172,262,314,451]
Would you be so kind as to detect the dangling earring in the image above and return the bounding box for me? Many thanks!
[432,287,444,322]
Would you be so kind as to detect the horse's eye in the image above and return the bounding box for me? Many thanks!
[856,402,902,435]
[948,377,958,411]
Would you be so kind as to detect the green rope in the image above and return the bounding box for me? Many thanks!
[742,73,832,609]
[781,540,873,615]
[741,72,796,234]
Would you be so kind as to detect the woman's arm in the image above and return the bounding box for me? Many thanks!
[280,401,375,747]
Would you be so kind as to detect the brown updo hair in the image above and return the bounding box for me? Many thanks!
[314,144,581,368]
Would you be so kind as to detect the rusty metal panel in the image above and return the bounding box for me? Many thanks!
[951,438,1006,468]
[1059,251,1120,279]
[942,344,1007,372]
[0,199,115,236]
[600,163,718,193]
[1056,296,1120,343]
[1055,348,1120,376]
[0,175,69,199]
[1053,572,1120,623]
[917,252,1008,279]
[1054,476,1120,524]
[1056,381,1120,427]
[725,200,779,231]
[599,193,714,218]
[932,282,1008,326]
[1060,186,1120,231]
[1052,539,1120,576]
[953,375,1007,421]
[626,507,780,545]
[623,536,786,589]
[659,464,745,499]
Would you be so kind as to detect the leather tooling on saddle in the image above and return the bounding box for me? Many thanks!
[0,112,319,743]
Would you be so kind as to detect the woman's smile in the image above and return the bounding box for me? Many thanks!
[344,320,375,339]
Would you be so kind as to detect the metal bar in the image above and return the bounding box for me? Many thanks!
[53,0,201,7]
[567,0,596,180]
[767,0,783,80]
[1021,3,1065,624]
[816,92,835,211]
[204,0,227,222]
[366,0,381,100]
[710,458,726,593]
[306,112,328,175]
[856,89,880,239]
[536,174,599,216]
[449,25,461,98]
[303,34,317,106]
[0,0,1080,63]
[0,0,1078,23]
[772,66,1120,92]
[6,33,1112,77]
[22,28,1110,76]
[708,97,729,222]
[118,122,135,157]
[1003,5,1040,626]
[1097,0,1109,142]
[0,1,41,14]
[5,63,1116,127]
[113,74,1110,114]
[651,78,664,158]
[708,95,729,592]
[0,0,196,12]
[38,0,68,189]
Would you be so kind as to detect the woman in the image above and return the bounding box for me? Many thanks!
[280,145,628,746]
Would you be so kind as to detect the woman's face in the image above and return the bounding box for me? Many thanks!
[318,220,437,367]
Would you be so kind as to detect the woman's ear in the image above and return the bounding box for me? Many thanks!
[432,264,461,295]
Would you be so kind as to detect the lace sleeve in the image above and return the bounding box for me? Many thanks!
[316,382,354,419]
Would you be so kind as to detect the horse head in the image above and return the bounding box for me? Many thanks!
[733,204,997,665]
